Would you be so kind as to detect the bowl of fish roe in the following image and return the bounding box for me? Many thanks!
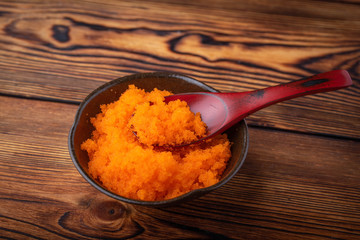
[68,72,249,206]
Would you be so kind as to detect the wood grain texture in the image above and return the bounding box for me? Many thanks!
[1,1,360,239]
[0,0,359,138]
[1,95,359,239]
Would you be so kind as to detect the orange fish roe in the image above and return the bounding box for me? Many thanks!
[128,96,207,147]
[81,85,231,201]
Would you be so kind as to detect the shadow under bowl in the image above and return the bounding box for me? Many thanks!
[68,72,249,207]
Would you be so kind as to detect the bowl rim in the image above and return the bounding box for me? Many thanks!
[68,72,249,206]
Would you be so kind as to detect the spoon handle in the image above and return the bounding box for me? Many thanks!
[223,70,352,125]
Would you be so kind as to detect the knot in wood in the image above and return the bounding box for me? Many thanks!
[52,25,70,43]
[94,200,126,221]
[58,199,142,237]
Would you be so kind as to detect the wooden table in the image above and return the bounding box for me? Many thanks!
[1,1,359,239]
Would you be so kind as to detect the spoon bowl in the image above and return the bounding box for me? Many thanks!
[165,70,352,146]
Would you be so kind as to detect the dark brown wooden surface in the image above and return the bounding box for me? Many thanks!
[0,0,359,239]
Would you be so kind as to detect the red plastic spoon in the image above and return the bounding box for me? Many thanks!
[165,70,352,145]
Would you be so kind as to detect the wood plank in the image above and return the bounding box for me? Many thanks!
[1,95,359,239]
[0,0,359,138]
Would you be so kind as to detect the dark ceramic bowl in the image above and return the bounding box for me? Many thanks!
[68,72,249,207]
